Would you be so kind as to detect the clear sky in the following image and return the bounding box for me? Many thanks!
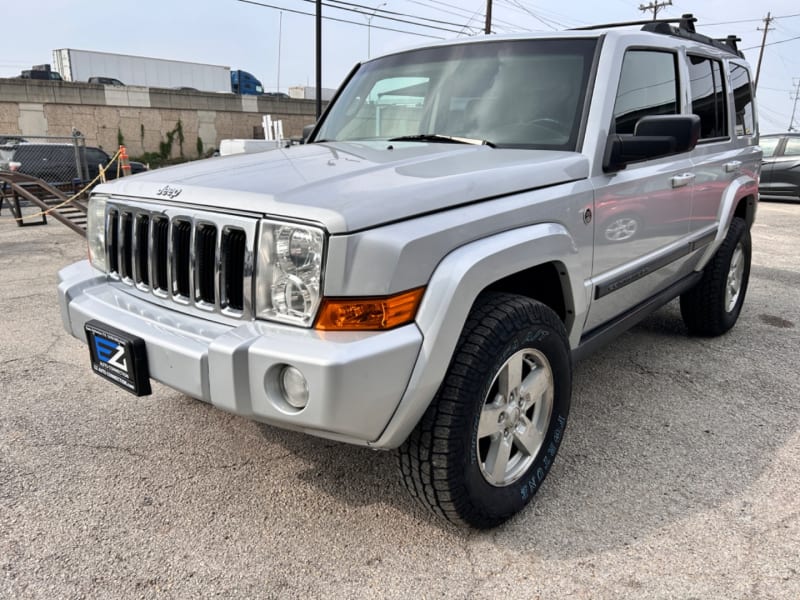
[1,0,798,131]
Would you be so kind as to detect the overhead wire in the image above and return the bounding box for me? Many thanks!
[498,0,582,30]
[325,0,480,31]
[292,0,476,34]
[236,0,448,38]
[743,35,800,51]
[399,0,531,33]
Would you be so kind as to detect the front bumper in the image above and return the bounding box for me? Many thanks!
[58,260,423,446]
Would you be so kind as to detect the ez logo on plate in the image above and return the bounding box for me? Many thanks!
[93,335,128,372]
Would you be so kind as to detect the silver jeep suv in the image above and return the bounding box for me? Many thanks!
[58,15,761,528]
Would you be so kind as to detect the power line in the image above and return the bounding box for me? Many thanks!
[494,0,585,30]
[498,0,559,30]
[703,12,800,27]
[406,0,487,21]
[789,79,800,131]
[744,34,800,51]
[703,18,764,26]
[296,0,473,33]
[405,0,531,33]
[236,0,447,38]
[325,0,478,31]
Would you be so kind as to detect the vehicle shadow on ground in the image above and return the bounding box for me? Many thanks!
[258,299,799,555]
[255,423,451,531]
[491,299,799,557]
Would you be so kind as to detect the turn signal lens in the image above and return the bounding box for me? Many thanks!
[315,287,425,331]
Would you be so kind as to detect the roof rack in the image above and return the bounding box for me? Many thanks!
[571,13,744,58]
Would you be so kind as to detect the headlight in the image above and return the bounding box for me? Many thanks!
[86,196,107,272]
[255,220,325,326]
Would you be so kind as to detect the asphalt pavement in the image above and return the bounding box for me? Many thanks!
[1,201,798,599]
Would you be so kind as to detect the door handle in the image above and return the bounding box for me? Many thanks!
[671,173,696,188]
[724,160,742,173]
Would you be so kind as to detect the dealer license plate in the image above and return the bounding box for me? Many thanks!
[84,320,152,396]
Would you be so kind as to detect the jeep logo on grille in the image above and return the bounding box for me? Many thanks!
[156,185,182,199]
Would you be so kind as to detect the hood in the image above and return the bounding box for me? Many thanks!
[96,142,590,234]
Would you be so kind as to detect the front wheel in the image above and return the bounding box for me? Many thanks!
[680,216,751,336]
[398,293,572,529]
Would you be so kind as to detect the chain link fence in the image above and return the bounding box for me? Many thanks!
[0,134,90,187]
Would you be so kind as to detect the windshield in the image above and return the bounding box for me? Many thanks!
[315,38,597,150]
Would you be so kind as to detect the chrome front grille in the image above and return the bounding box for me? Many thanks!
[105,201,258,319]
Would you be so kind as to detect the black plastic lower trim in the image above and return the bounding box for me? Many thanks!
[574,271,703,362]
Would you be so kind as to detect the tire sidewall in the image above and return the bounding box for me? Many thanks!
[460,320,571,522]
[718,219,752,328]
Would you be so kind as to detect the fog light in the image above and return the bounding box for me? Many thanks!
[280,366,309,409]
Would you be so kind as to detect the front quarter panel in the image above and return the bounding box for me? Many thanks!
[372,223,582,448]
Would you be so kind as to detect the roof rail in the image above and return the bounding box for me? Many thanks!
[571,14,695,32]
[571,13,744,58]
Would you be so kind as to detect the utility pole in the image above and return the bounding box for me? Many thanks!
[755,12,773,91]
[484,0,492,34]
[638,0,671,20]
[316,0,322,119]
[790,79,800,132]
[276,11,282,94]
[365,2,387,59]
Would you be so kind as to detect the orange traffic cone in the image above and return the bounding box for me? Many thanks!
[119,145,131,177]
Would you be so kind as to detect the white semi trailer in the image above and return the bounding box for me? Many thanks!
[52,49,232,92]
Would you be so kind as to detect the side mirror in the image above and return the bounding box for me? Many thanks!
[603,115,701,172]
[302,123,316,144]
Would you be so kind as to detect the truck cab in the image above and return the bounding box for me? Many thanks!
[230,70,264,95]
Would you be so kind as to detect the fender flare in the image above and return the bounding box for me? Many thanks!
[372,222,582,448]
[696,174,758,271]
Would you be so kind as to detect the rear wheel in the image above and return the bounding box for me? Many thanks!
[398,293,572,529]
[680,216,751,336]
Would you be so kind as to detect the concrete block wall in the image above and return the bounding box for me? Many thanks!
[0,78,322,159]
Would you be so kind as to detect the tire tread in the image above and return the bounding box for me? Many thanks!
[398,292,569,528]
[680,217,751,336]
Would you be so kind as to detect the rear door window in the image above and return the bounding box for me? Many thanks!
[687,55,727,140]
[729,64,755,136]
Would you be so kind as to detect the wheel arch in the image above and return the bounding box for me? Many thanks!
[734,192,757,229]
[696,175,758,271]
[483,261,572,326]
[373,222,585,449]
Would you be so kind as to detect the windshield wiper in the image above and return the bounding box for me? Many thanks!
[387,134,495,148]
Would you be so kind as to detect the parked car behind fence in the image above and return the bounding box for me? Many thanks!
[0,137,146,186]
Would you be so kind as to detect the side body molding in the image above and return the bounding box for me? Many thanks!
[372,222,584,449]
